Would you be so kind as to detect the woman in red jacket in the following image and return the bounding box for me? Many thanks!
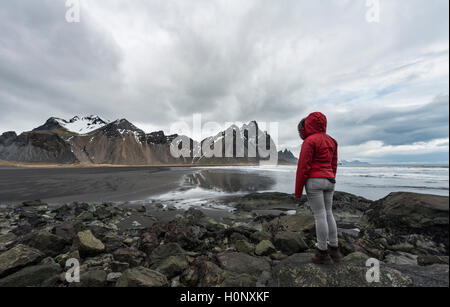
[295,112,342,264]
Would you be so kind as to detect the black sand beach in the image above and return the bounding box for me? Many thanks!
[0,166,192,204]
[0,166,278,205]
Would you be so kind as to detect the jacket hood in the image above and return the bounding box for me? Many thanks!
[301,112,327,139]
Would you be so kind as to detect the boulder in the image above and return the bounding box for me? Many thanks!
[116,267,168,287]
[113,248,146,267]
[0,244,44,277]
[255,240,276,256]
[21,230,68,257]
[270,253,413,287]
[216,252,270,276]
[53,221,83,242]
[181,259,221,287]
[95,207,113,220]
[332,192,373,212]
[250,231,272,242]
[364,192,449,248]
[77,211,95,222]
[342,252,370,262]
[149,243,186,267]
[140,231,160,254]
[107,272,122,283]
[417,255,449,266]
[0,233,17,251]
[76,269,107,287]
[274,231,308,255]
[390,264,449,287]
[0,263,61,287]
[220,271,257,287]
[53,204,75,221]
[235,192,299,212]
[156,255,188,279]
[268,214,315,233]
[163,219,206,250]
[385,252,418,266]
[234,240,255,254]
[77,230,105,257]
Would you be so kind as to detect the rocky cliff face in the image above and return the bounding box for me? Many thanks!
[0,131,78,164]
[61,119,194,165]
[192,121,277,165]
[1,117,277,165]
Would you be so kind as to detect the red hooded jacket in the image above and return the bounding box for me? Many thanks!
[295,112,338,198]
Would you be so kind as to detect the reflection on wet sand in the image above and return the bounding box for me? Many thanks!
[184,169,275,193]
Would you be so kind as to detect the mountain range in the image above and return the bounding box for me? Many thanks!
[0,115,295,165]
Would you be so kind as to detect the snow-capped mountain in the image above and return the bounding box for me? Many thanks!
[34,115,110,134]
[278,149,298,164]
[1,117,278,165]
[192,121,277,164]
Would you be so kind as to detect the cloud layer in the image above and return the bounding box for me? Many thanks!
[0,0,448,162]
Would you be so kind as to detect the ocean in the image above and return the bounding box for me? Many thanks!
[191,164,450,201]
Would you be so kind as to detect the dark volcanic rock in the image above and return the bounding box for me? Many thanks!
[53,221,84,242]
[21,230,69,257]
[417,255,449,266]
[235,192,303,212]
[181,256,258,287]
[0,263,61,287]
[270,253,413,287]
[140,232,160,254]
[77,230,105,257]
[274,231,308,255]
[113,248,146,267]
[332,191,373,213]
[216,252,270,276]
[76,269,108,287]
[365,192,449,249]
[149,243,186,267]
[388,264,449,287]
[116,267,168,287]
[0,244,44,278]
[266,214,315,234]
[156,255,189,279]
[163,219,206,250]
[0,190,447,287]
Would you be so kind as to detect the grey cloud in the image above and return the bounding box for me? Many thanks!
[332,94,449,147]
[0,0,448,162]
[0,0,123,131]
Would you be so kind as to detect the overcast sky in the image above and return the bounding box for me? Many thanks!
[0,0,448,163]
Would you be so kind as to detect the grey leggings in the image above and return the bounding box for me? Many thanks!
[305,178,338,251]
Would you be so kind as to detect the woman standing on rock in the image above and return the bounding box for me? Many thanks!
[295,112,342,265]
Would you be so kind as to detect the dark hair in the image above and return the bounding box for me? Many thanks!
[298,118,306,132]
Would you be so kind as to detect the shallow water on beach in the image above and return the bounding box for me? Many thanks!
[0,164,447,209]
[188,164,450,201]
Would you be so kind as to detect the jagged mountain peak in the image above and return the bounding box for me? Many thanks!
[278,148,298,164]
[34,115,110,134]
[105,118,143,133]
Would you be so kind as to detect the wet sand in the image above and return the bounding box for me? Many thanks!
[0,166,276,205]
[0,166,191,204]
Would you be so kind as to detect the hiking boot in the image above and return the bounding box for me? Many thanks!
[311,248,334,265]
[328,245,343,263]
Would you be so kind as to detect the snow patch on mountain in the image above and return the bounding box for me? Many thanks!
[55,115,110,134]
